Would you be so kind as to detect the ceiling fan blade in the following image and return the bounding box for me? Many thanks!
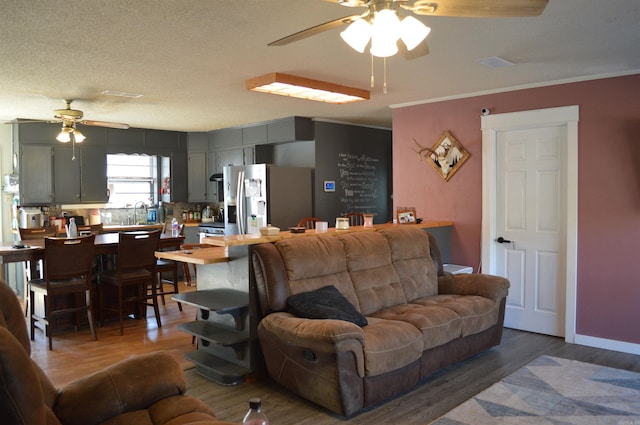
[399,39,430,60]
[409,0,548,17]
[268,14,362,46]
[80,120,130,130]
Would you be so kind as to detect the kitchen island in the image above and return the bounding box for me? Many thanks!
[161,222,453,385]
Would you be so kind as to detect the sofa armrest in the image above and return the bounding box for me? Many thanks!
[438,273,510,301]
[261,312,365,351]
[260,312,367,377]
[54,351,186,425]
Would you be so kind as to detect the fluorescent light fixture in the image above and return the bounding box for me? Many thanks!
[246,73,370,104]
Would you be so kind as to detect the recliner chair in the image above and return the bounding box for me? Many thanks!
[0,279,236,425]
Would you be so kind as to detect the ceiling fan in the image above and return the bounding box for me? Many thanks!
[269,0,549,59]
[16,99,130,159]
[51,99,130,130]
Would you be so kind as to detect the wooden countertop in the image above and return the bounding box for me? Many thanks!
[155,246,229,265]
[201,221,454,248]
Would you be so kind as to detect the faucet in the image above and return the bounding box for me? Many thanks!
[133,201,147,225]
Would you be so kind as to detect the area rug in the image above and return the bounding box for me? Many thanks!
[431,355,640,425]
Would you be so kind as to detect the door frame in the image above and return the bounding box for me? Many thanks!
[481,105,579,343]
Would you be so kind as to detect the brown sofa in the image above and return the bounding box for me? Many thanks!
[0,279,236,425]
[251,226,510,417]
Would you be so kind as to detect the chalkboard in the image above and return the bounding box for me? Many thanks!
[314,121,392,223]
[337,152,381,213]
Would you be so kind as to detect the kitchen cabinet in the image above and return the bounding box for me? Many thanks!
[188,151,208,202]
[171,152,188,202]
[215,148,245,171]
[53,145,107,204]
[20,145,53,205]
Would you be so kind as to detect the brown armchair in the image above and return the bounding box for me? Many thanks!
[0,279,235,425]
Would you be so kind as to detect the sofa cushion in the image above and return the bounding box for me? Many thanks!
[287,285,368,326]
[339,232,407,315]
[412,294,500,336]
[276,236,361,310]
[361,317,423,377]
[371,303,463,350]
[379,227,439,300]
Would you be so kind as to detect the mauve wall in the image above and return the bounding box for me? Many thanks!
[392,74,640,345]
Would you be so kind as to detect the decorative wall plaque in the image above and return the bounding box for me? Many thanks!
[413,130,469,181]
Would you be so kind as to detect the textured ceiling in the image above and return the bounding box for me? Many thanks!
[1,0,639,132]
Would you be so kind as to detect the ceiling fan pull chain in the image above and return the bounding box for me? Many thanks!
[370,54,375,88]
[383,57,388,95]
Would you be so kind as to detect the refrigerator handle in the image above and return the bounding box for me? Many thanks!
[237,170,245,234]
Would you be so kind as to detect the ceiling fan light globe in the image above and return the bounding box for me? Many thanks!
[400,15,431,51]
[340,19,372,53]
[73,130,86,143]
[370,8,400,57]
[56,128,72,143]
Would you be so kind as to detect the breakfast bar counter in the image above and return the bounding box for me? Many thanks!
[200,221,454,248]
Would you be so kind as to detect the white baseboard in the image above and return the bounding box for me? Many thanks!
[574,333,640,355]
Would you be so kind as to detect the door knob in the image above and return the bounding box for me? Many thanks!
[496,236,512,244]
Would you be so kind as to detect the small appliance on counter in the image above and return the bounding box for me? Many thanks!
[19,208,42,228]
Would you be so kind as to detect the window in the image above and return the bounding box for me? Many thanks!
[106,154,158,208]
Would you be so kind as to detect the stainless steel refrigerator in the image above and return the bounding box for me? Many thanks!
[223,164,313,235]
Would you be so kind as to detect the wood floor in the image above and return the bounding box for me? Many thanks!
[30,287,640,424]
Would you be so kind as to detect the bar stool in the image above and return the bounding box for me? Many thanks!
[155,223,184,311]
[344,212,365,226]
[99,230,161,335]
[28,234,97,350]
[19,226,58,316]
[297,217,321,229]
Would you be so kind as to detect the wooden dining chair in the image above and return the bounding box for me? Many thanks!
[28,234,97,350]
[99,230,162,336]
[78,223,104,235]
[297,217,322,229]
[19,226,59,316]
[345,212,365,226]
[155,224,184,311]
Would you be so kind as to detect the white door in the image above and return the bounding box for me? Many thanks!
[496,126,566,336]
[481,106,579,342]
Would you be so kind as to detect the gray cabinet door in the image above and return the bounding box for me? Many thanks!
[53,146,81,204]
[216,149,244,170]
[188,151,207,202]
[80,146,108,202]
[53,145,107,203]
[171,152,188,202]
[20,145,53,205]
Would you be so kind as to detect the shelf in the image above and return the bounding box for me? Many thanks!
[178,321,248,347]
[185,351,249,386]
[172,289,247,313]
[172,289,248,330]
